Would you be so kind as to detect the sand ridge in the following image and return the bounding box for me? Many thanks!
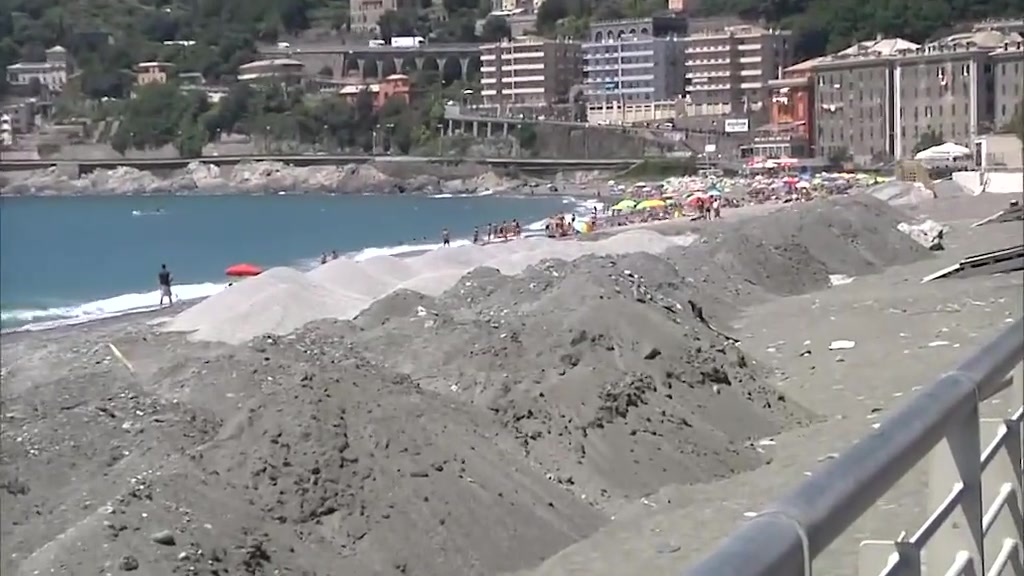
[163,229,699,345]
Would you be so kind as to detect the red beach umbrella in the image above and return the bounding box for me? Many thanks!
[225,263,263,277]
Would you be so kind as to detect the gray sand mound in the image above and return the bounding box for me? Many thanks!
[307,258,396,299]
[166,267,369,344]
[350,253,813,507]
[164,231,695,345]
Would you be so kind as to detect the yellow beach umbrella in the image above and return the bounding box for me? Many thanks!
[612,199,637,211]
[636,199,666,210]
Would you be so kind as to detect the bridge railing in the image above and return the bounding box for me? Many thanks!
[684,318,1024,576]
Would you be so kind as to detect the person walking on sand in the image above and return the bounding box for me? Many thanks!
[442,228,450,247]
[158,264,174,308]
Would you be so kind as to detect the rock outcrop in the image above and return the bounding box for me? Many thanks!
[0,161,528,196]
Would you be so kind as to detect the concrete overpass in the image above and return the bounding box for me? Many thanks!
[259,43,481,83]
[0,155,644,177]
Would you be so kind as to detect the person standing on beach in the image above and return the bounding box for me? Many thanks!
[487,223,494,243]
[442,228,450,247]
[158,264,173,308]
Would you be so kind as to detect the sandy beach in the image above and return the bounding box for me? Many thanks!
[2,191,1021,576]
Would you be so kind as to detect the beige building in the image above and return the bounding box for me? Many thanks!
[679,24,793,117]
[134,62,174,86]
[350,0,417,32]
[480,37,581,107]
[991,39,1023,131]
[810,37,918,162]
[5,46,70,92]
[894,27,1022,160]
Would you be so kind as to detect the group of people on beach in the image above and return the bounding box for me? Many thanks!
[319,250,339,264]
[470,220,522,245]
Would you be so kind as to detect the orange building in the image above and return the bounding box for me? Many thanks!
[134,61,174,86]
[338,74,412,110]
[746,58,820,159]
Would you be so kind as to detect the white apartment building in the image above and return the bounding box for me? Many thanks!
[680,25,792,117]
[5,46,71,93]
[480,37,581,107]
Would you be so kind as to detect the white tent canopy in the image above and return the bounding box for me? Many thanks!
[914,141,971,161]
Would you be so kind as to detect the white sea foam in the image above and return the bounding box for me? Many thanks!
[2,282,226,332]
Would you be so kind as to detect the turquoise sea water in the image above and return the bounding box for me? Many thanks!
[0,193,577,330]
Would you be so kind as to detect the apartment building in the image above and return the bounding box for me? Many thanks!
[679,24,792,118]
[810,37,918,162]
[588,14,687,43]
[350,0,417,32]
[5,46,70,93]
[582,35,686,105]
[480,37,582,107]
[893,29,1021,160]
[991,39,1023,131]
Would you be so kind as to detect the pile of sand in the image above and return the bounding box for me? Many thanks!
[350,252,812,508]
[166,197,925,347]
[307,258,398,299]
[166,267,369,344]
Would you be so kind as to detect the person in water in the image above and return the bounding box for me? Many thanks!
[331,250,339,260]
[320,252,328,265]
[472,226,480,244]
[441,228,450,247]
[158,264,173,307]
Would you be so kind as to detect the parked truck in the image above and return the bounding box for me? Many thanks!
[390,36,426,47]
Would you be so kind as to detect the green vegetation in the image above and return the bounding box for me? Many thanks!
[0,0,356,98]
[617,157,700,180]
[107,77,462,157]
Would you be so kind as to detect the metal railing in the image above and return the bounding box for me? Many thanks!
[684,318,1024,576]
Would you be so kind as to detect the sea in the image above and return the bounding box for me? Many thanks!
[0,192,594,332]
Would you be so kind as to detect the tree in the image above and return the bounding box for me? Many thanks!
[827,146,851,166]
[913,129,944,155]
[480,16,512,43]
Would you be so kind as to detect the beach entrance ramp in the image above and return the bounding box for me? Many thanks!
[921,244,1024,283]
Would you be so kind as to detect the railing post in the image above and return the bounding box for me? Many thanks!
[980,417,1023,575]
[860,540,923,576]
[928,401,985,574]
[860,541,899,576]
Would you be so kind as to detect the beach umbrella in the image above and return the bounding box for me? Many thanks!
[636,199,666,210]
[226,263,263,277]
[684,194,707,206]
[612,199,637,211]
